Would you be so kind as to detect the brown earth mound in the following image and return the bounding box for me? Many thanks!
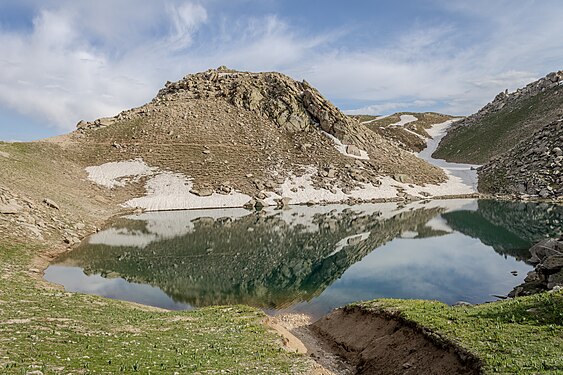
[311,306,482,375]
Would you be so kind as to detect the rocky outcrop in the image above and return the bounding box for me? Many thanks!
[155,66,351,137]
[479,118,563,200]
[509,238,563,297]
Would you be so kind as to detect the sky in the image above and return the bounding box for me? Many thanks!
[1,0,563,141]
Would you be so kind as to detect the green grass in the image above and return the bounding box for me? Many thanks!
[357,294,563,374]
[0,243,306,374]
[433,86,563,164]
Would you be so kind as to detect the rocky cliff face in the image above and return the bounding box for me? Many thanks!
[479,118,562,199]
[433,70,563,165]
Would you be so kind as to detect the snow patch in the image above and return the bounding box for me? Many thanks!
[360,115,390,125]
[125,172,252,211]
[264,164,475,207]
[85,159,157,188]
[264,167,400,206]
[86,159,252,211]
[389,114,418,127]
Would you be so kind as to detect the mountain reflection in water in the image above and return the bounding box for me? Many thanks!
[45,199,562,318]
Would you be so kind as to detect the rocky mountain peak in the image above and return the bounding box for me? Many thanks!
[156,67,352,138]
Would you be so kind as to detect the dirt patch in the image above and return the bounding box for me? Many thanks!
[270,313,349,375]
[310,306,483,375]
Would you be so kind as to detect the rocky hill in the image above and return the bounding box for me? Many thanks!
[479,118,562,199]
[434,70,563,164]
[51,67,460,211]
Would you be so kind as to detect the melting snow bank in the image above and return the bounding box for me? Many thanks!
[263,167,475,206]
[419,119,479,191]
[322,131,370,160]
[85,159,156,188]
[86,159,252,211]
[86,154,477,212]
[124,173,252,211]
[389,114,418,127]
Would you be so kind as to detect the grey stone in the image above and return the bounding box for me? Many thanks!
[243,199,256,210]
[254,199,266,209]
[392,174,412,184]
[524,271,540,282]
[96,117,116,127]
[74,223,86,230]
[346,144,362,157]
[191,187,213,197]
[43,198,60,210]
[529,239,562,263]
[276,197,291,208]
[547,270,563,289]
[542,255,563,271]
[0,203,22,214]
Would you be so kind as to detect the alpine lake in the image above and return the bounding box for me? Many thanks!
[45,199,563,319]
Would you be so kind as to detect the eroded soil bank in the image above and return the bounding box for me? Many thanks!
[303,306,483,375]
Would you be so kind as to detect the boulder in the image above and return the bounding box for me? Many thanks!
[0,203,21,214]
[191,187,213,197]
[276,197,291,208]
[529,239,562,264]
[392,174,413,184]
[43,198,60,210]
[542,255,563,271]
[346,144,362,157]
[547,270,563,289]
[254,199,266,209]
[510,237,563,297]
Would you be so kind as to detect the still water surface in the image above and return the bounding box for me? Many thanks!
[45,199,562,318]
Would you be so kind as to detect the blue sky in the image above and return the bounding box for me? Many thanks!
[1,0,563,141]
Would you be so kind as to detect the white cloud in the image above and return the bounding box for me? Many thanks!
[167,2,208,49]
[1,0,563,135]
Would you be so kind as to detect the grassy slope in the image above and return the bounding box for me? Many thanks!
[0,242,305,374]
[433,86,563,164]
[358,294,563,374]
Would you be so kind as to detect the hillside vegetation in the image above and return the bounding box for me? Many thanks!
[0,242,306,374]
[434,71,563,164]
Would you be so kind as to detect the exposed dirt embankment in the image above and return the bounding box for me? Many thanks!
[310,306,483,375]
